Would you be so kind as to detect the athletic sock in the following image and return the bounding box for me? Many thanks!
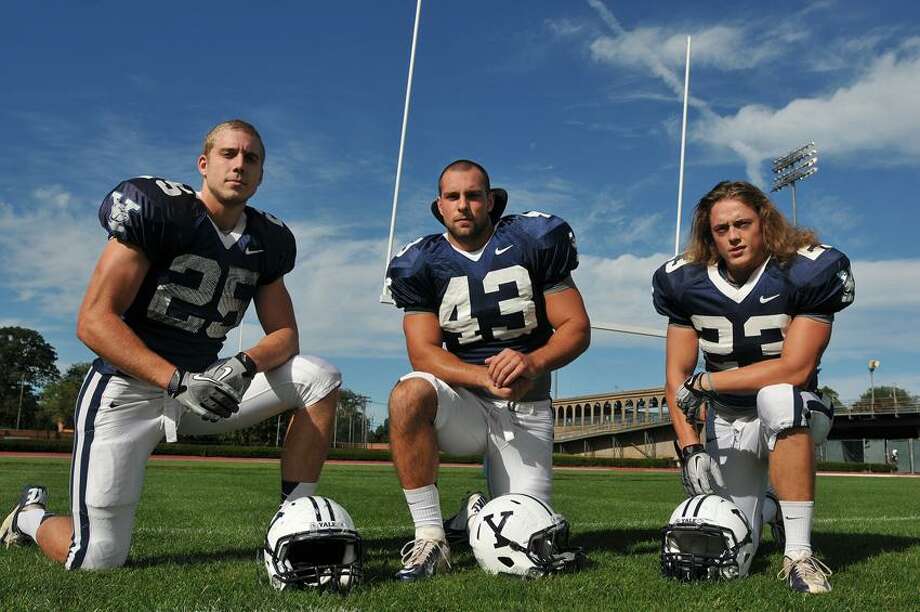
[403,485,445,541]
[779,500,814,559]
[14,507,46,540]
[281,481,317,503]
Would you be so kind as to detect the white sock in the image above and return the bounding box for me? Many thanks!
[15,507,46,540]
[285,482,317,502]
[780,500,814,559]
[403,485,444,541]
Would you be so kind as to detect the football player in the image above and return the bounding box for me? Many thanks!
[652,180,854,593]
[0,120,342,570]
[385,160,590,580]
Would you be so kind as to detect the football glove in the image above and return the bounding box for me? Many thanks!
[678,443,725,497]
[675,372,717,423]
[168,353,257,422]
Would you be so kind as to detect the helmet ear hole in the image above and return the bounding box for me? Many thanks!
[498,556,515,568]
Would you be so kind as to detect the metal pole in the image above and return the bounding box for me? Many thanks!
[553,370,558,400]
[275,414,282,447]
[380,0,423,302]
[332,406,338,448]
[16,375,25,430]
[791,182,798,226]
[674,36,692,257]
[870,370,875,412]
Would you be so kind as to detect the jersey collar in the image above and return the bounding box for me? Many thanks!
[207,210,248,249]
[707,255,771,304]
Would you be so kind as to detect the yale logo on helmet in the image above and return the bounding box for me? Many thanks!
[482,511,514,549]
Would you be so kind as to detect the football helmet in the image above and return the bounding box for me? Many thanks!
[661,494,755,581]
[469,493,585,578]
[263,496,363,592]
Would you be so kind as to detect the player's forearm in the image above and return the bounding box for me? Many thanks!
[244,327,299,373]
[666,385,701,448]
[409,343,490,390]
[527,319,590,377]
[77,311,175,389]
[709,357,816,395]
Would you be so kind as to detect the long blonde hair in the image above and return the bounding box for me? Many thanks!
[684,181,819,266]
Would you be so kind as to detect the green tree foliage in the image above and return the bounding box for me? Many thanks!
[0,327,60,429]
[38,362,92,430]
[368,417,389,443]
[852,385,916,411]
[817,385,842,408]
[334,388,370,446]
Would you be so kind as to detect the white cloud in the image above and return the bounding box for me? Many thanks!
[697,50,920,183]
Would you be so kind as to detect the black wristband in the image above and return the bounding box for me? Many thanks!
[236,352,257,377]
[681,443,705,461]
[166,368,184,397]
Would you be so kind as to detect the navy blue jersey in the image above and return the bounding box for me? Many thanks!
[386,211,578,370]
[652,245,854,407]
[98,177,296,371]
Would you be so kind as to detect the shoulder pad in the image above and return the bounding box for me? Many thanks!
[652,256,704,324]
[385,234,443,311]
[788,245,854,315]
[247,207,297,283]
[98,177,196,261]
[501,212,578,289]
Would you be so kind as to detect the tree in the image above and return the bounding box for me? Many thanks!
[0,327,60,429]
[368,417,389,443]
[335,388,370,446]
[817,385,842,408]
[38,362,92,430]
[852,385,916,411]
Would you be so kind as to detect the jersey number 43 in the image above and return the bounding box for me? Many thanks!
[439,265,537,344]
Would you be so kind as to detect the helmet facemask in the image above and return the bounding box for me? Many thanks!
[265,528,363,593]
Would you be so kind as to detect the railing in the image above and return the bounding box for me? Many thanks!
[553,399,920,440]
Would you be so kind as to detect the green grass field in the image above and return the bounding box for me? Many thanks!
[1,457,918,611]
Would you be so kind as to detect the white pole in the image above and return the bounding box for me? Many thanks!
[380,0,423,303]
[591,322,667,339]
[674,36,691,257]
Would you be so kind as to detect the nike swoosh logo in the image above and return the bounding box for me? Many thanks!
[760,294,781,304]
[495,245,514,255]
[245,247,264,255]
[193,366,233,384]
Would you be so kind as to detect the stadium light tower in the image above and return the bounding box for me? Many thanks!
[868,359,880,411]
[771,142,817,226]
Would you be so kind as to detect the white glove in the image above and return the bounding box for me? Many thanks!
[679,444,725,496]
[168,353,256,422]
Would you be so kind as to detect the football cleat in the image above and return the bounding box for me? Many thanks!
[0,485,48,548]
[779,553,833,593]
[395,537,451,581]
[443,492,487,546]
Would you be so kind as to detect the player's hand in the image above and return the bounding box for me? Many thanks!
[678,444,725,496]
[169,353,256,422]
[486,377,534,402]
[675,372,713,423]
[484,349,539,387]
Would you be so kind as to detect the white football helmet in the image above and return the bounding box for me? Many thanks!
[469,493,585,578]
[263,496,363,592]
[661,494,755,581]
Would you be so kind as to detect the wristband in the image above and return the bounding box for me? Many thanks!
[166,368,183,397]
[681,443,705,462]
[236,352,257,377]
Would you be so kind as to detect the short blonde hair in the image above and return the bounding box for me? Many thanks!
[685,181,819,266]
[201,119,265,165]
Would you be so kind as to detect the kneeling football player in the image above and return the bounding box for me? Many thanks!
[652,180,854,593]
[385,160,590,580]
[1,120,341,570]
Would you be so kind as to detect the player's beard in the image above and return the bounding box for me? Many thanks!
[447,216,492,248]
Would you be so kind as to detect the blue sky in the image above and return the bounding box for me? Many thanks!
[2,1,919,425]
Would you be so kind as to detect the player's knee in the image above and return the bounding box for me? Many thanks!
[71,536,131,570]
[289,355,341,390]
[389,376,437,424]
[756,383,794,430]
